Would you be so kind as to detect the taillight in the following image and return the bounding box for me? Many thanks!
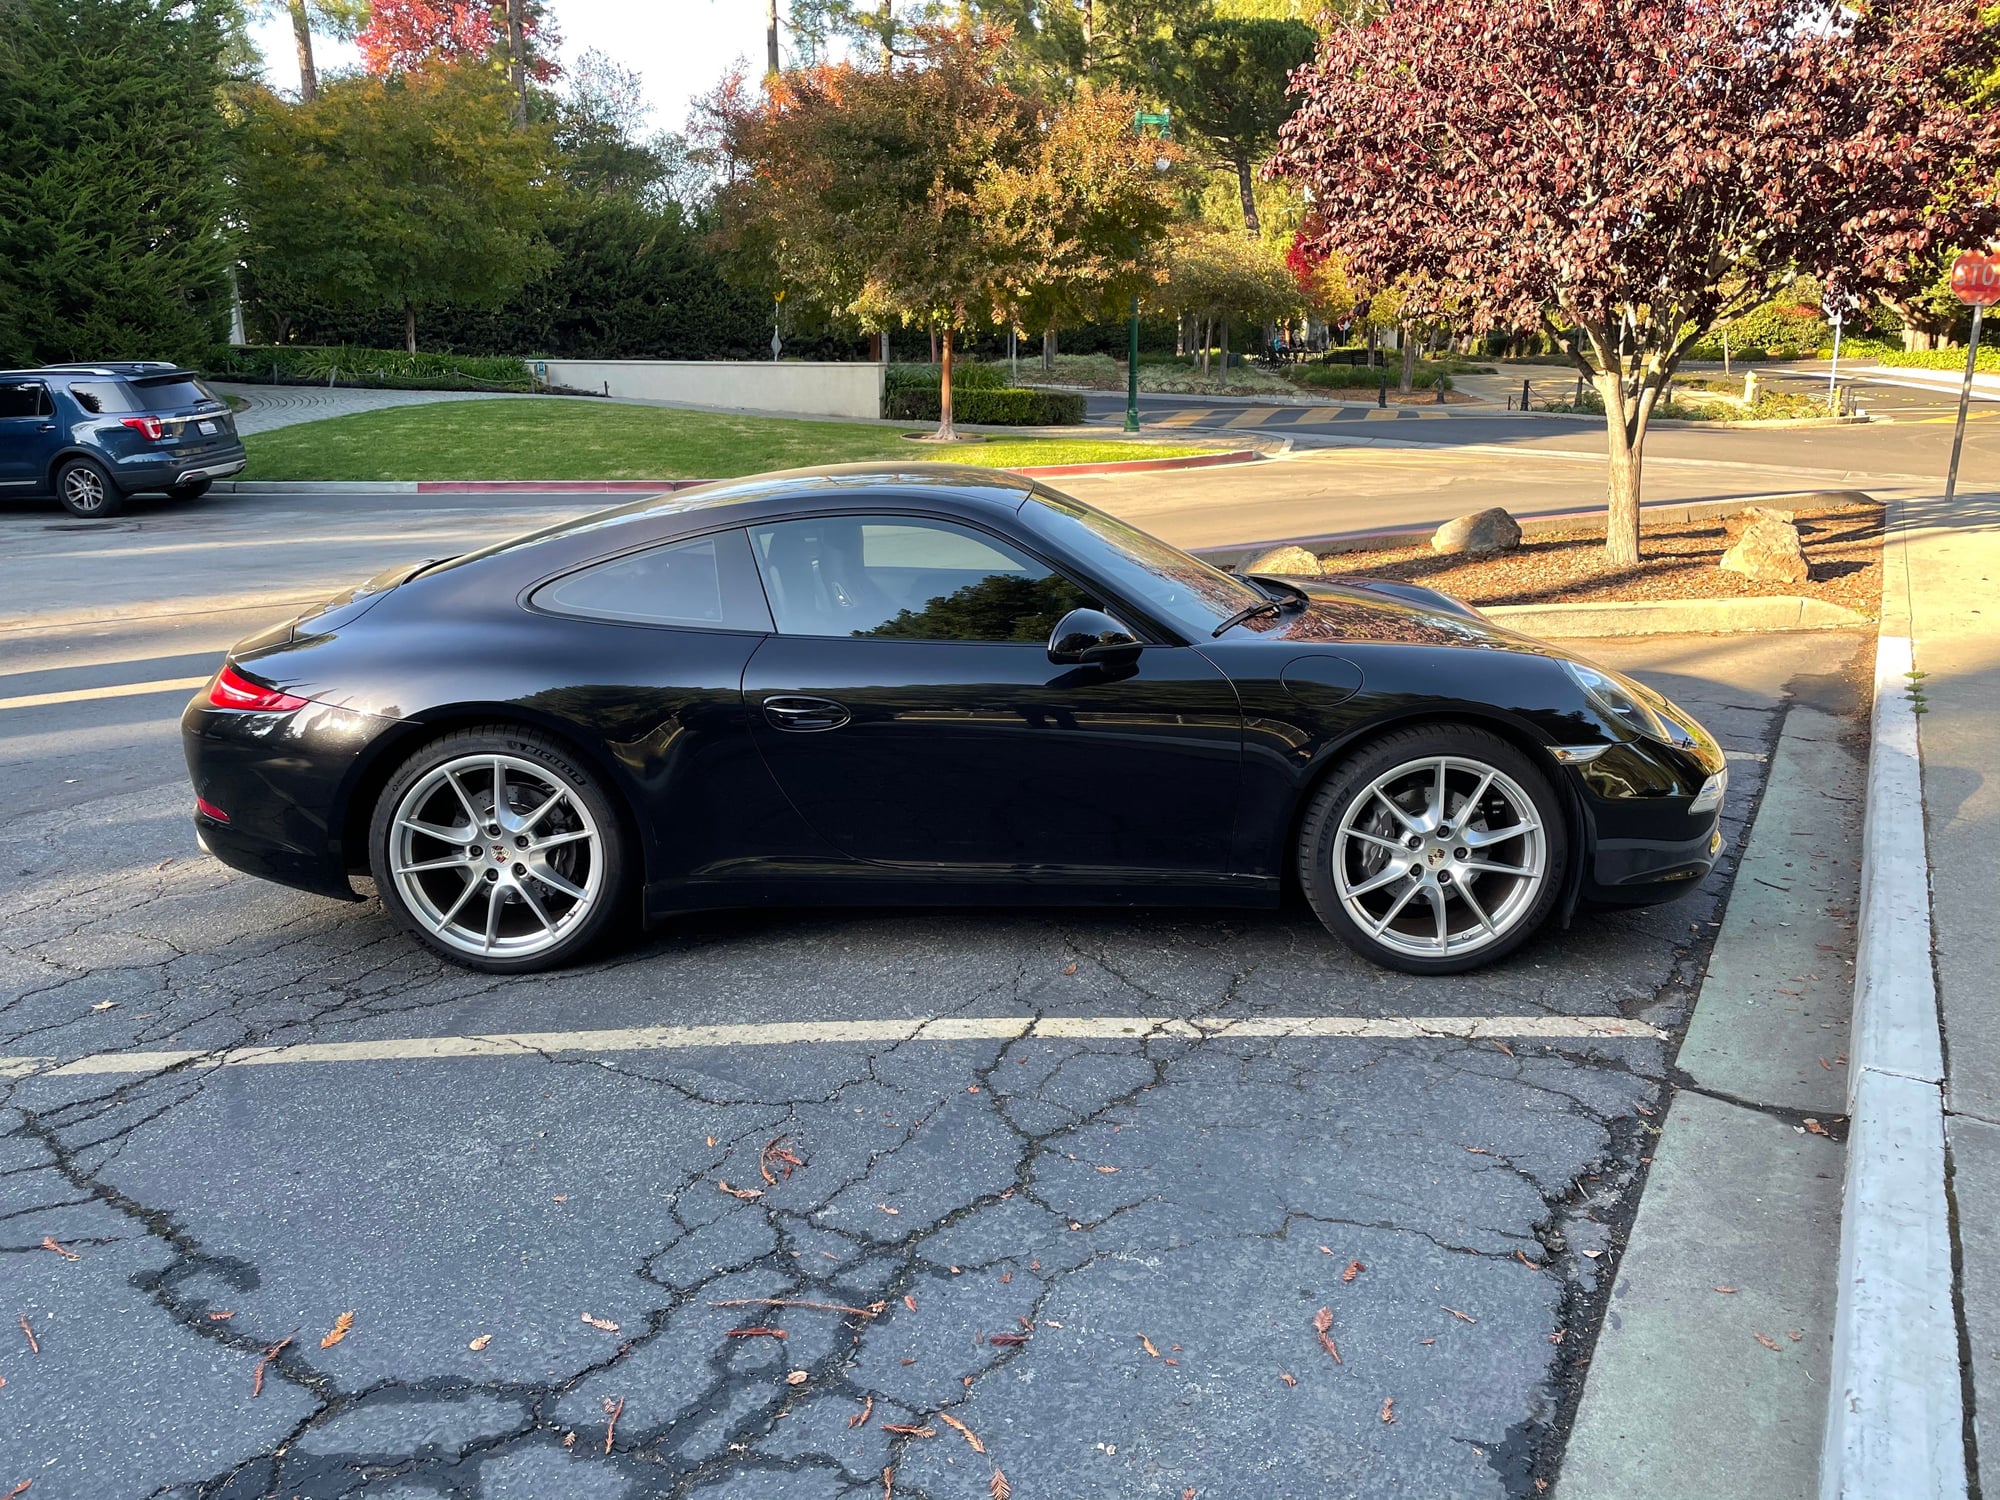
[207,665,308,712]
[120,415,165,440]
[195,796,230,824]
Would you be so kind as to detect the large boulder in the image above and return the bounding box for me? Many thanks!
[1431,507,1522,556]
[1241,544,1325,577]
[1720,508,1810,584]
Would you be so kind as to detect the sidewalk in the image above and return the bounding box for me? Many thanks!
[1905,481,2000,1494]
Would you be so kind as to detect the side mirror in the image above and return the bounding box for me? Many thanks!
[1048,608,1143,666]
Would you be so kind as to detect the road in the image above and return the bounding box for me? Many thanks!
[0,386,1912,1499]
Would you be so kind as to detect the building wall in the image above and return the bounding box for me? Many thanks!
[531,359,884,421]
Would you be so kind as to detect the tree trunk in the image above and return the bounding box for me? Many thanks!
[877,0,892,65]
[404,304,417,355]
[1399,328,1415,392]
[766,0,781,75]
[289,0,317,102]
[1233,153,1261,236]
[1595,371,1644,568]
[1041,325,1057,375]
[506,0,529,125]
[936,326,956,442]
[929,327,938,363]
[1218,318,1230,387]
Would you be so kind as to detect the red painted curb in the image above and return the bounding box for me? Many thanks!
[406,450,1261,493]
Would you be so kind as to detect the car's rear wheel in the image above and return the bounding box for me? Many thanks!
[55,459,120,519]
[369,727,629,973]
[1298,725,1567,975]
[167,478,212,502]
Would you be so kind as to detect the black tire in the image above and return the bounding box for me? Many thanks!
[368,725,631,973]
[1297,723,1568,975]
[55,458,121,519]
[167,478,212,502]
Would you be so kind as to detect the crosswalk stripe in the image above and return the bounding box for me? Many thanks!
[1151,408,1216,427]
[1222,407,1281,428]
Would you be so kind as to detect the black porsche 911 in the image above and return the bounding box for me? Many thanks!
[181,463,1727,976]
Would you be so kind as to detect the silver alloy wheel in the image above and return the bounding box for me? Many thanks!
[61,466,106,512]
[1330,754,1548,961]
[388,752,603,959]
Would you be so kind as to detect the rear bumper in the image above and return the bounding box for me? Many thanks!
[110,446,246,493]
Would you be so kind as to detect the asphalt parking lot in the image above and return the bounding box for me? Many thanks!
[0,506,1871,1500]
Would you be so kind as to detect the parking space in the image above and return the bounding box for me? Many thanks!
[0,584,1869,1497]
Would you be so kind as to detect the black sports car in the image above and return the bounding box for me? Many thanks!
[181,464,1727,975]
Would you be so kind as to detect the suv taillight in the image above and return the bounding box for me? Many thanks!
[120,415,164,440]
[208,665,308,712]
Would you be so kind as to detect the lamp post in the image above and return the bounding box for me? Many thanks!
[1126,110,1173,434]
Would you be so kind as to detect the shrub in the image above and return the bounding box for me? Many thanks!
[883,361,1012,397]
[202,344,535,391]
[883,386,1088,425]
[1290,362,1453,391]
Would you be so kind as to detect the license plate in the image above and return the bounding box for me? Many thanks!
[198,420,217,435]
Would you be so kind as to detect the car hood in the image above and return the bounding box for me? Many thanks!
[1239,576,1551,652]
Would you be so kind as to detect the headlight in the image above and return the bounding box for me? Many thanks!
[1563,661,1677,743]
[1689,768,1728,815]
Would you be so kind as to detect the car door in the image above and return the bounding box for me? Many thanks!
[741,511,1243,878]
[0,381,57,489]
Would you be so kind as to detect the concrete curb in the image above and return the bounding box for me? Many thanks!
[1483,595,1868,638]
[1818,489,1965,1498]
[206,447,1265,494]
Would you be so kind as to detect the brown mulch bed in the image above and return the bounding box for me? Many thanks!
[1322,502,1883,617]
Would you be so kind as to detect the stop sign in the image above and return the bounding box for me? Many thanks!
[1952,250,2000,306]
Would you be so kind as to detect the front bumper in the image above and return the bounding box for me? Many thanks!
[1561,735,1729,905]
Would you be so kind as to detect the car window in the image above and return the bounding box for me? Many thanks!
[749,515,1099,642]
[131,374,217,410]
[67,380,138,414]
[1019,487,1267,638]
[532,529,774,632]
[0,382,50,419]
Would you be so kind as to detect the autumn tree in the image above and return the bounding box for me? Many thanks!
[1272,0,2000,564]
[1157,228,1300,383]
[357,0,559,122]
[236,63,554,352]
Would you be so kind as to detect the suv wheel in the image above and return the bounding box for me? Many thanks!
[55,459,121,519]
[1298,724,1568,975]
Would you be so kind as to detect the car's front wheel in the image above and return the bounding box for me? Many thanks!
[55,459,120,519]
[1298,724,1567,974]
[369,726,629,973]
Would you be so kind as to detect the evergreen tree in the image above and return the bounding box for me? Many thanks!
[0,0,237,366]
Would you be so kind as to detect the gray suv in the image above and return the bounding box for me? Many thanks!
[0,361,246,518]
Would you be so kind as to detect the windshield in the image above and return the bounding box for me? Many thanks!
[1019,487,1267,637]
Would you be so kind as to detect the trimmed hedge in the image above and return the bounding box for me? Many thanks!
[883,386,1089,425]
[884,360,1011,396]
[1839,339,2000,373]
[1291,362,1453,391]
[203,344,535,391]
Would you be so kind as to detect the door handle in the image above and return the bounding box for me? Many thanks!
[762,694,851,732]
[35,423,54,431]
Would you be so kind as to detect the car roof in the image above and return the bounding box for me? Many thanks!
[11,362,191,379]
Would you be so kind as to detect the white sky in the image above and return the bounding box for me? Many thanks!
[246,1,769,135]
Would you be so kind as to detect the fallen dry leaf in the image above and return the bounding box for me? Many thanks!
[786,1369,808,1385]
[1139,1334,1161,1358]
[468,1334,492,1351]
[726,1327,788,1340]
[1516,1250,1536,1268]
[1000,1272,1013,1284]
[904,1295,917,1312]
[706,1135,716,1147]
[987,1333,1029,1347]
[1095,1165,1120,1174]
[877,1204,900,1216]
[581,1314,620,1332]
[1381,1396,1396,1424]
[883,1422,935,1436]
[1280,1371,1297,1387]
[38,1237,78,1262]
[717,1180,763,1201]
[760,1133,805,1186]
[1789,1330,1805,1341]
[850,1395,875,1429]
[1313,1307,1341,1364]
[250,1333,293,1398]
[1443,1307,1477,1324]
[4,1481,29,1499]
[90,1001,117,1012]
[1804,1119,1831,1137]
[562,1431,576,1448]
[1343,1260,1364,1283]
[552,1195,568,1203]
[1754,1332,1784,1352]
[1182,1490,1195,1500]
[939,1412,986,1453]
[1492,1040,1515,1057]
[1714,1286,1739,1295]
[1063,962,1078,975]
[1819,1057,1834,1071]
[207,1310,234,1322]
[319,1311,354,1350]
[1318,1245,1333,1255]
[603,1395,624,1454]
[990,1469,1012,1500]
[17,1317,37,1355]
[882,1465,894,1500]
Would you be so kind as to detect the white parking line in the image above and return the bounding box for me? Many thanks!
[0,1013,1664,1079]
[0,675,211,713]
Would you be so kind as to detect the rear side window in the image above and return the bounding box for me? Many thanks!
[532,529,773,632]
[0,382,51,419]
[67,380,138,414]
[131,375,217,410]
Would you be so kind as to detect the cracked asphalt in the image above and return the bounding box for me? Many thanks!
[0,495,1872,1499]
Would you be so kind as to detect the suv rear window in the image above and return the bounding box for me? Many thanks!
[131,375,217,410]
[67,380,139,414]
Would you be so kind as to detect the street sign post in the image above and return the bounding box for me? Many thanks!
[1944,251,2000,506]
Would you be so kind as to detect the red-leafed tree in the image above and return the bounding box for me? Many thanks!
[358,0,560,122]
[1270,0,2000,564]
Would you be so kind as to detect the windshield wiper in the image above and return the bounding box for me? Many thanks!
[1211,598,1284,637]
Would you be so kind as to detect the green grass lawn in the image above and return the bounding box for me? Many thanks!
[238,397,1227,482]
